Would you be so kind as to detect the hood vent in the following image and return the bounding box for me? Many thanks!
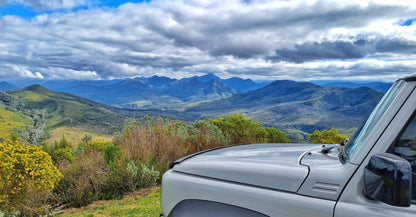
[311,182,341,194]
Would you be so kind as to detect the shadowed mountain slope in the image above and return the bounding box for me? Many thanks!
[187,80,384,140]
[0,81,19,91]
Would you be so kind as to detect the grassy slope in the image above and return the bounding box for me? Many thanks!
[46,126,113,146]
[58,187,161,217]
[0,108,31,138]
[10,85,125,133]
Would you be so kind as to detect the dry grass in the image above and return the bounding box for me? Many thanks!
[117,121,183,172]
[54,150,110,207]
[116,118,230,173]
[45,126,113,146]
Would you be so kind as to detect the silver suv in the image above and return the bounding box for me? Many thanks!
[160,74,416,217]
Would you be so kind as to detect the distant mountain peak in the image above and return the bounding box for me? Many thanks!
[197,73,221,82]
[0,81,19,91]
[23,84,52,92]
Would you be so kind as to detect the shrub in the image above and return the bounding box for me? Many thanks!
[209,113,262,144]
[52,147,74,163]
[209,113,291,144]
[116,115,290,174]
[53,150,109,207]
[115,117,183,173]
[122,161,159,191]
[0,140,62,215]
[308,127,348,144]
[138,163,159,188]
[82,140,110,152]
[259,127,291,143]
[104,143,121,165]
[188,120,230,153]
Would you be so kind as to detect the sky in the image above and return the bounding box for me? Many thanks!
[0,0,415,81]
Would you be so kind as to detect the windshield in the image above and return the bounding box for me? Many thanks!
[345,80,405,159]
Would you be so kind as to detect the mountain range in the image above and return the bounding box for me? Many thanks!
[185,80,383,141]
[5,74,268,109]
[1,74,387,142]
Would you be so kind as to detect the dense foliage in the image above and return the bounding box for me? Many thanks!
[208,113,291,144]
[0,138,62,216]
[308,127,348,144]
[1,113,291,216]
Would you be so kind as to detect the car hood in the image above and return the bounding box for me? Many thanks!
[172,143,317,192]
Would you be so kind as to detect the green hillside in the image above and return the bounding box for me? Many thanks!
[0,108,31,138]
[0,85,126,144]
[10,85,125,131]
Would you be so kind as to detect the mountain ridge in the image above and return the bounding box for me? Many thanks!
[0,81,19,91]
[3,74,269,107]
[186,80,384,141]
[0,79,386,143]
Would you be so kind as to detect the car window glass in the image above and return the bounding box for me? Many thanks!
[347,80,405,159]
[394,114,416,203]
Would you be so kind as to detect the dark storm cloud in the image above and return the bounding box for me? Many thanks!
[269,37,416,63]
[142,0,414,59]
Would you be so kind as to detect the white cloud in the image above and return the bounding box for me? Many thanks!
[9,0,87,11]
[10,65,44,78]
[0,0,416,81]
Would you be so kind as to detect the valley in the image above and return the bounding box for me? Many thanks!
[0,74,386,143]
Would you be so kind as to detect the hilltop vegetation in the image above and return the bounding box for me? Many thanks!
[0,85,126,145]
[0,113,290,216]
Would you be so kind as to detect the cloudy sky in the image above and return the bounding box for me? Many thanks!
[0,0,415,81]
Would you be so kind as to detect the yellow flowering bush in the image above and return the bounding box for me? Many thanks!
[0,139,63,213]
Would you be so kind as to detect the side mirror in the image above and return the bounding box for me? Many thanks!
[364,153,412,207]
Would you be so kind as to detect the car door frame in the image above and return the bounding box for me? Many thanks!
[335,82,416,217]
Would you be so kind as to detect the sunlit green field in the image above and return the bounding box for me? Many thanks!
[45,126,113,146]
[57,187,161,217]
[0,109,30,138]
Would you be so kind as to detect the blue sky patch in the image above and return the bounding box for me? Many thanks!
[0,0,151,18]
[98,0,150,8]
[0,3,38,18]
[398,18,416,26]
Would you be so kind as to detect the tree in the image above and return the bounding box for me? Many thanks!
[209,113,290,144]
[259,127,291,143]
[0,140,63,215]
[308,127,348,144]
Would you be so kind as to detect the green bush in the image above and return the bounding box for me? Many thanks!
[259,127,291,143]
[46,114,291,211]
[209,113,291,144]
[52,147,74,163]
[309,127,348,144]
[104,143,121,165]
[138,163,160,188]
